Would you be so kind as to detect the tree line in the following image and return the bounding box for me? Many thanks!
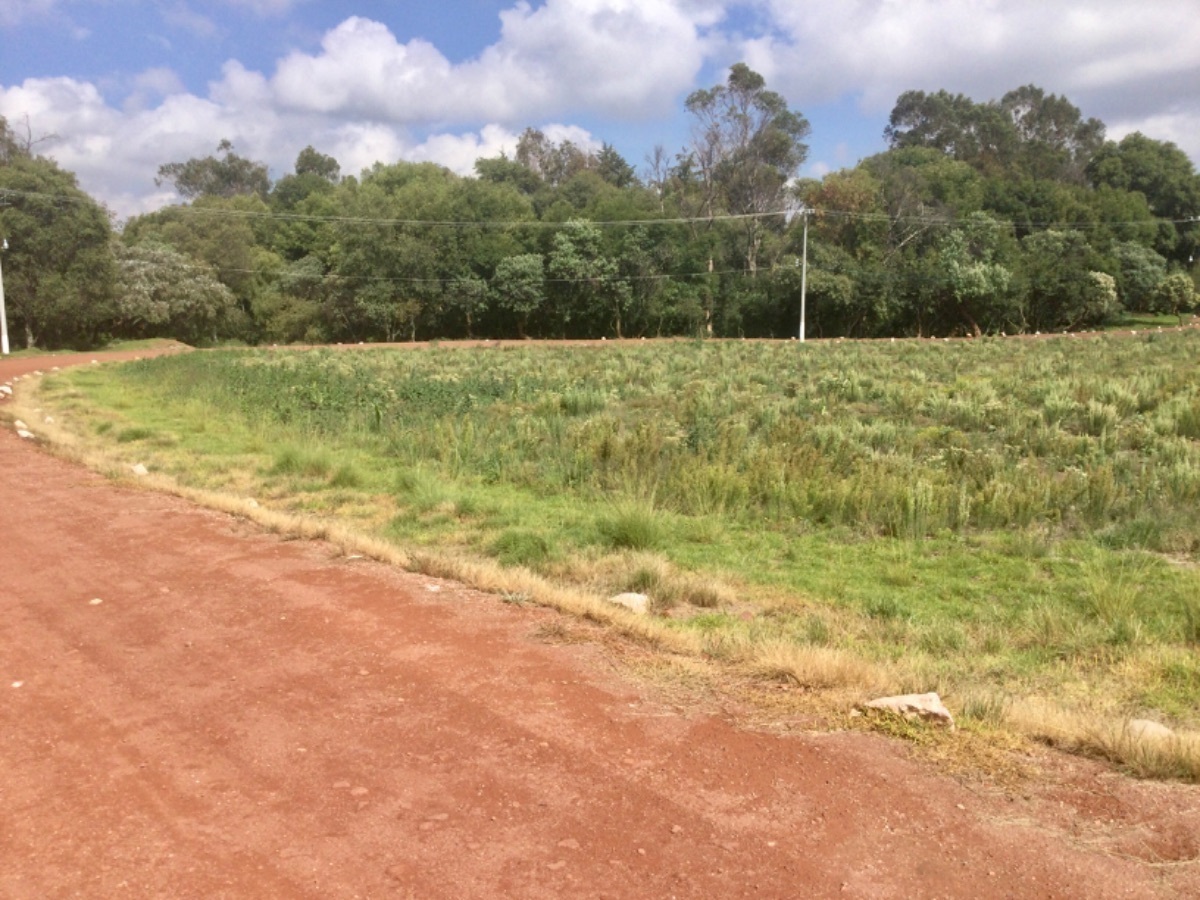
[1,67,1197,349]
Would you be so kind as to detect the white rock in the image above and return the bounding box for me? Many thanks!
[43,416,54,424]
[131,463,149,476]
[608,592,650,615]
[16,429,34,440]
[864,692,955,729]
[14,419,27,430]
[1127,719,1174,741]
[0,385,12,396]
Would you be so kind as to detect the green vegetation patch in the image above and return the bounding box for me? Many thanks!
[41,334,1200,760]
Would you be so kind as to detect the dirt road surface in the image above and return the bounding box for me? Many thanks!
[2,351,1199,899]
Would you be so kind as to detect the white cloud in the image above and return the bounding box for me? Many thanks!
[1108,109,1200,168]
[123,67,187,111]
[161,2,219,38]
[406,124,523,175]
[4,0,1198,217]
[0,0,58,27]
[221,0,308,14]
[270,2,711,125]
[0,74,602,216]
[740,0,1200,127]
[0,75,241,214]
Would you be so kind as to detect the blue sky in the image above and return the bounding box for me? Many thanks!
[2,1,1198,217]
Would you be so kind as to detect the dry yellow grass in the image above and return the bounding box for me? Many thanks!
[1006,699,1200,781]
[749,638,886,692]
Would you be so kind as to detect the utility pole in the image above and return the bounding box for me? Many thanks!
[798,208,809,343]
[0,238,9,356]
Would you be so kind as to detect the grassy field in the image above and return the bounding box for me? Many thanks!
[25,331,1200,779]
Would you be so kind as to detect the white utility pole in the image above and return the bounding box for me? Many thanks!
[0,239,9,356]
[798,209,809,343]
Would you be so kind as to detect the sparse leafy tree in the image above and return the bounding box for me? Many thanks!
[156,139,270,200]
[1152,272,1197,322]
[444,275,489,338]
[294,146,340,182]
[685,63,810,274]
[936,214,1017,336]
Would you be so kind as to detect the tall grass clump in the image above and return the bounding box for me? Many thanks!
[596,505,666,550]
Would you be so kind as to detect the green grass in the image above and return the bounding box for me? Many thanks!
[31,333,1200,775]
[0,337,186,358]
[1106,313,1197,331]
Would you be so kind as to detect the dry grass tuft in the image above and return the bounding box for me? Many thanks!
[562,550,739,614]
[1006,700,1200,781]
[749,639,885,692]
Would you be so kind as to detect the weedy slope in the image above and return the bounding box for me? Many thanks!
[29,333,1200,779]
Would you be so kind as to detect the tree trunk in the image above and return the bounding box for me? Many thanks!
[961,308,982,337]
[745,223,762,276]
[705,257,715,337]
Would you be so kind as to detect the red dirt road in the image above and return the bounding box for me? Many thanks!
[2,352,1199,899]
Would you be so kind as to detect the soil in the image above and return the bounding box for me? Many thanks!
[2,349,1199,899]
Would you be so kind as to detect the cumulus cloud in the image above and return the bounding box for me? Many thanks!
[1,3,712,214]
[737,0,1200,159]
[270,1,711,125]
[1,75,250,214]
[0,73,602,216]
[3,0,1198,217]
[123,67,188,111]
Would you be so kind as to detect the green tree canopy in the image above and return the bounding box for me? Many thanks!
[294,145,340,182]
[0,116,115,349]
[491,254,545,338]
[156,139,270,200]
[113,241,239,343]
[1087,133,1200,262]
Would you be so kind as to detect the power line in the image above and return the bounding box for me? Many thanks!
[160,259,749,288]
[0,187,788,228]
[0,186,1194,232]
